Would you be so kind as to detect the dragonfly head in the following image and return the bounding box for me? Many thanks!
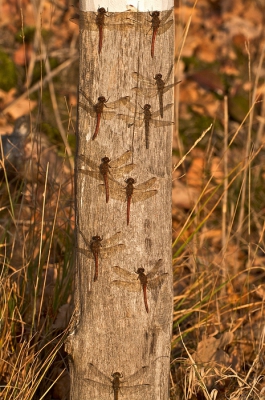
[101,156,110,163]
[144,104,151,110]
[151,11,160,17]
[137,267,145,274]
[92,235,103,241]
[97,7,106,14]
[112,372,123,379]
[98,96,107,103]
[125,177,135,185]
[154,73,162,80]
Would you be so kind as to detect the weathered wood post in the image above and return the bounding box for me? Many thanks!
[66,0,174,398]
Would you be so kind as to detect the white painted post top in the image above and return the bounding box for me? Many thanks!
[80,0,174,12]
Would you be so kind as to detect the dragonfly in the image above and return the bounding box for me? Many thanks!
[103,177,157,225]
[84,363,150,400]
[132,66,181,118]
[77,230,125,282]
[117,102,174,149]
[112,259,168,313]
[78,150,135,203]
[79,89,130,140]
[132,9,173,58]
[71,8,134,54]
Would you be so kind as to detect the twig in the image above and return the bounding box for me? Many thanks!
[2,55,78,115]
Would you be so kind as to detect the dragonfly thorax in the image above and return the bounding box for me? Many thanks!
[125,177,135,185]
[112,372,123,379]
[98,96,107,103]
[97,7,106,14]
[91,235,103,241]
[154,73,163,80]
[101,156,110,163]
[143,104,151,110]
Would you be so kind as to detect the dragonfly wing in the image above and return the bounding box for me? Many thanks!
[152,103,173,118]
[79,11,98,30]
[148,273,168,290]
[117,114,135,125]
[150,119,174,127]
[132,190,157,203]
[78,169,101,180]
[86,363,112,386]
[78,155,98,170]
[123,366,149,385]
[105,13,135,29]
[101,110,116,120]
[107,96,130,109]
[121,384,150,394]
[163,82,181,94]
[146,259,163,279]
[84,378,111,391]
[164,64,174,84]
[157,18,173,35]
[134,177,157,191]
[117,115,144,129]
[131,72,154,87]
[79,102,96,117]
[107,182,126,201]
[159,9,173,25]
[78,229,90,248]
[79,89,95,107]
[111,163,136,179]
[102,231,123,246]
[101,244,125,259]
[112,266,137,280]
[99,177,126,201]
[123,101,138,113]
[109,150,133,168]
[106,22,135,30]
[76,247,93,259]
[112,280,141,292]
[132,87,157,98]
[109,189,126,202]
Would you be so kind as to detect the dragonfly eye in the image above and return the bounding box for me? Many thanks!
[126,177,135,184]
[137,267,145,273]
[155,73,162,80]
[98,96,106,102]
[98,7,106,13]
[144,104,151,110]
[152,11,160,17]
[101,156,110,163]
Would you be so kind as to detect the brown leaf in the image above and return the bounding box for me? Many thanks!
[186,157,205,188]
[172,180,200,209]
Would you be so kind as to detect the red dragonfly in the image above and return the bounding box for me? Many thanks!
[132,9,173,58]
[79,89,130,140]
[112,259,167,313]
[78,151,135,203]
[117,102,174,149]
[103,177,157,225]
[77,230,125,282]
[84,364,149,400]
[132,65,181,118]
[71,8,134,54]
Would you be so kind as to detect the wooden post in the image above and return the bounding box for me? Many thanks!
[66,1,174,398]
